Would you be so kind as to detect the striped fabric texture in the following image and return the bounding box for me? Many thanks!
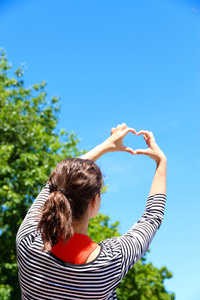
[16,183,166,300]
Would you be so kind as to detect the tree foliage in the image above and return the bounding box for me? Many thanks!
[0,50,83,299]
[0,50,175,300]
[116,255,175,300]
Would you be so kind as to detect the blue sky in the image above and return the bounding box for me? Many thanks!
[1,0,199,299]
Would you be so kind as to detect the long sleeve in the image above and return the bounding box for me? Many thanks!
[16,183,50,247]
[117,193,166,278]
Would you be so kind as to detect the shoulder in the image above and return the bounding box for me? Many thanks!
[100,237,122,260]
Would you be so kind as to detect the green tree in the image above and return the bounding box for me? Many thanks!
[116,254,175,300]
[0,50,83,299]
[0,50,175,300]
[88,213,120,242]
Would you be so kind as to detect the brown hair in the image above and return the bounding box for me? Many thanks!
[38,158,103,251]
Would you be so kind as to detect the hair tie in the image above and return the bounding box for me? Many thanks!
[57,188,68,199]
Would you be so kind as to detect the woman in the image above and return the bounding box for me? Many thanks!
[16,123,167,299]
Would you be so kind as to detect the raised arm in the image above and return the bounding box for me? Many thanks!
[135,130,167,195]
[113,130,167,278]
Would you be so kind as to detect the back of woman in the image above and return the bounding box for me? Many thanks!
[16,124,167,299]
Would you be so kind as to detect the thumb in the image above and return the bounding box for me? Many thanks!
[134,149,148,155]
[124,146,135,155]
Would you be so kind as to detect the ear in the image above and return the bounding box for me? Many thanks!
[92,194,99,208]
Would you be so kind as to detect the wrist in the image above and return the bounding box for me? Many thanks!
[156,156,167,174]
[100,140,115,154]
[80,141,111,162]
[156,155,167,165]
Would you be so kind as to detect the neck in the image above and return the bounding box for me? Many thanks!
[72,218,89,236]
[72,201,94,236]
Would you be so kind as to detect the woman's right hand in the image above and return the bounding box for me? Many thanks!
[134,130,166,164]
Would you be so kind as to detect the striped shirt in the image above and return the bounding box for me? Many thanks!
[16,183,166,299]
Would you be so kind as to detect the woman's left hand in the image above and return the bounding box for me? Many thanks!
[104,123,136,155]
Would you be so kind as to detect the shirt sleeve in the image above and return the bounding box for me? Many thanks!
[117,193,166,279]
[16,183,50,247]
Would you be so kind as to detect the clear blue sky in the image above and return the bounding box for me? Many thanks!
[1,0,199,299]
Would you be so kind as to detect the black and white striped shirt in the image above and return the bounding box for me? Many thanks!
[16,183,166,299]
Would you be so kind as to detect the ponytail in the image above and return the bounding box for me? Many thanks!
[38,191,74,251]
[38,158,103,251]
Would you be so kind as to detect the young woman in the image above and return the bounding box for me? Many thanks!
[16,123,167,299]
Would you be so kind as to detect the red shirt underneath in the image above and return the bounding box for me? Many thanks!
[51,233,99,264]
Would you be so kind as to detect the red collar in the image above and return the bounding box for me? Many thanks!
[51,233,98,264]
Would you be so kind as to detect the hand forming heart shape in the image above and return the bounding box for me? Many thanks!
[108,123,166,164]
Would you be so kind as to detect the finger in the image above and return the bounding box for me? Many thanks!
[137,130,154,137]
[121,123,127,130]
[137,130,155,141]
[143,135,149,146]
[143,135,148,142]
[115,123,128,132]
[111,127,116,135]
[134,149,148,155]
[113,124,122,133]
[121,127,137,137]
[137,130,150,136]
[116,124,122,130]
[124,146,135,155]
[111,124,127,135]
